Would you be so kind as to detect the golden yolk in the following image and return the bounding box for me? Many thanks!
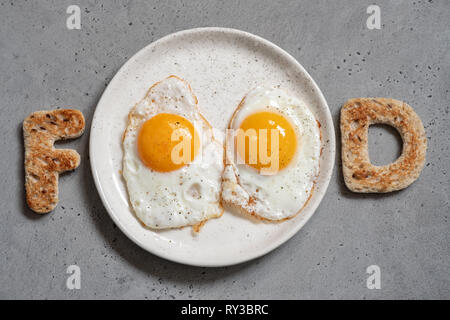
[137,113,200,172]
[237,111,297,172]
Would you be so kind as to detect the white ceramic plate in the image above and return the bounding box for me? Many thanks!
[90,28,335,267]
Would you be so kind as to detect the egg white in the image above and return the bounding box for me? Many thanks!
[122,76,223,230]
[222,87,321,221]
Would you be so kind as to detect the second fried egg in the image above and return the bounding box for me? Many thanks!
[222,87,321,221]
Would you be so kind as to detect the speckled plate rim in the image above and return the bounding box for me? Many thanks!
[90,27,335,267]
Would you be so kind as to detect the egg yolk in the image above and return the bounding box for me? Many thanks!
[237,111,297,172]
[137,113,200,172]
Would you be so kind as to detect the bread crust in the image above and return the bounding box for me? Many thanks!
[23,109,85,213]
[341,98,426,193]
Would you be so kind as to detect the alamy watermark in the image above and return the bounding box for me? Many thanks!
[66,5,81,30]
[166,122,282,175]
[366,5,381,30]
[366,265,381,289]
[66,265,81,290]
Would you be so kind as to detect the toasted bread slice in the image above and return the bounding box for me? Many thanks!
[341,98,426,193]
[23,109,85,213]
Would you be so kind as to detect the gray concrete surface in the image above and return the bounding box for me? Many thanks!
[0,0,449,299]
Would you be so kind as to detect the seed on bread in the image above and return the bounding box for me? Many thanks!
[340,98,427,193]
[23,109,85,213]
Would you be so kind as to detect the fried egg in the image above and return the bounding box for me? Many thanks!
[122,76,223,230]
[221,86,321,221]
